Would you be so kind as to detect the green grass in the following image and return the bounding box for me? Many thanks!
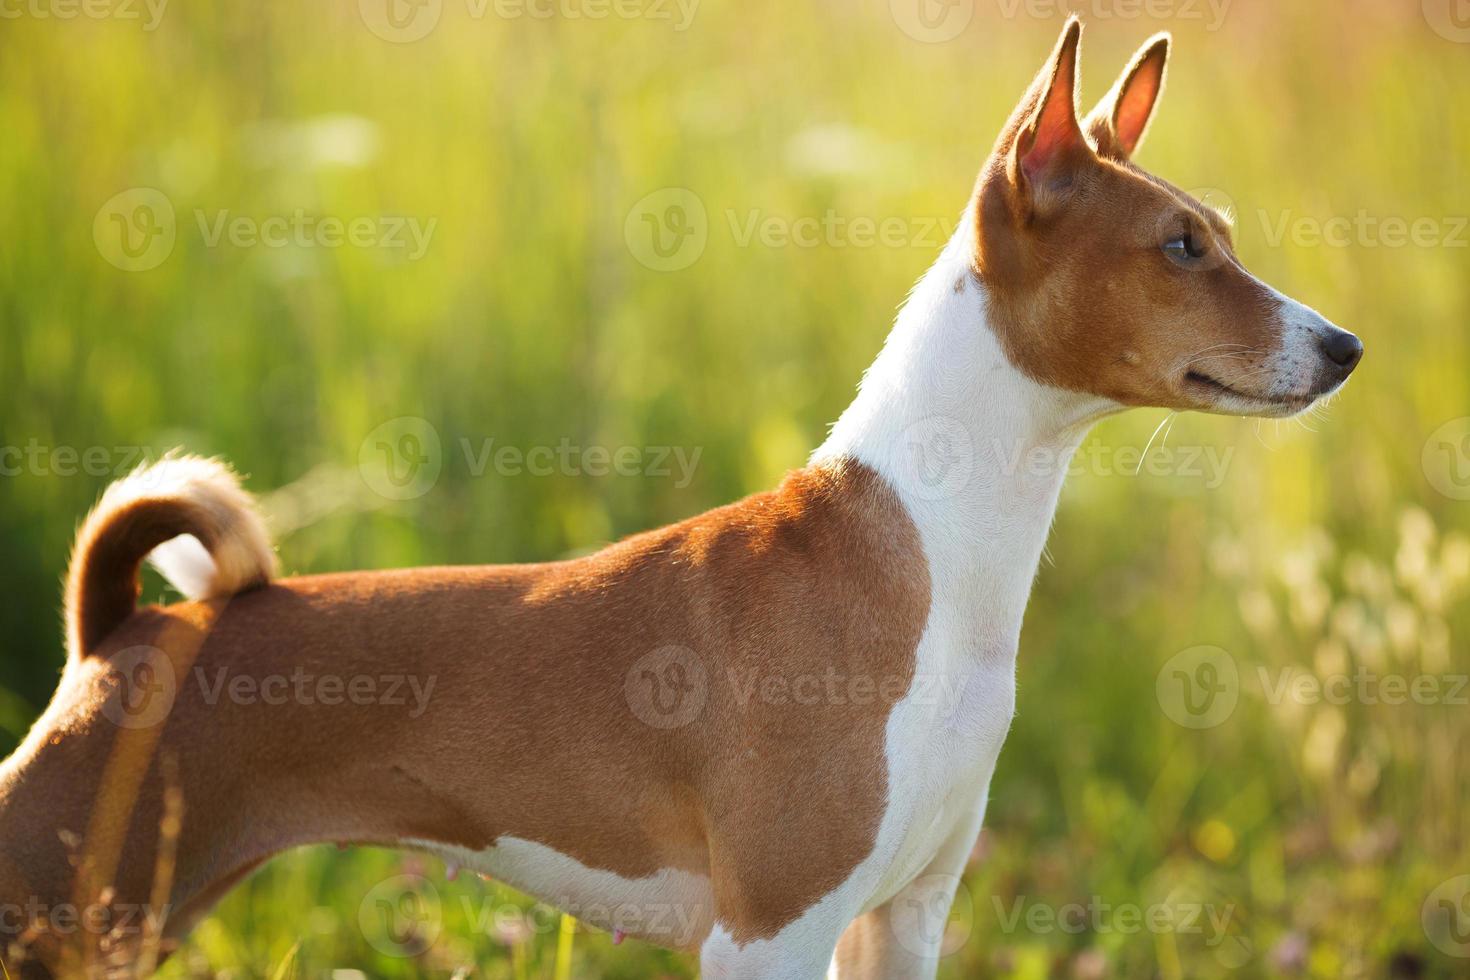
[2,1,1468,976]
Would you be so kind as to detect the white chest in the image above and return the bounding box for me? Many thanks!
[863,636,1018,910]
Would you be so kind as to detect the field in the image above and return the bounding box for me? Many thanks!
[1,0,1468,976]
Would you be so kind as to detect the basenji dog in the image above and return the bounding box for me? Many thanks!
[0,17,1361,979]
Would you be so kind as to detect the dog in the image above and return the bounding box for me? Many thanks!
[0,17,1361,979]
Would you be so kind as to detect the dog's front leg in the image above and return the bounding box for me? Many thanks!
[828,803,987,980]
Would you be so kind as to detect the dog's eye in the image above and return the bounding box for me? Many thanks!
[1162,233,1207,263]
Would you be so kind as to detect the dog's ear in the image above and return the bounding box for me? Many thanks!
[1084,33,1170,161]
[1001,17,1090,217]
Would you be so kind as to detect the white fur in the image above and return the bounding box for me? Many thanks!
[782,222,1115,975]
[688,223,1119,975]
[397,224,1119,978]
[391,220,1350,976]
[408,837,714,948]
[101,454,277,599]
[1205,282,1346,416]
[1265,289,1342,396]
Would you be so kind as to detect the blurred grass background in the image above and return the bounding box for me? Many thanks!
[1,0,1468,976]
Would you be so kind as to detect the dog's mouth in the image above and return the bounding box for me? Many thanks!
[1182,370,1315,415]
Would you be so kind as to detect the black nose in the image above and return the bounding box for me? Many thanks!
[1320,328,1364,371]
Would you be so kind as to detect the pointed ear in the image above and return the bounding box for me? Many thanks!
[1084,33,1170,161]
[1006,18,1089,213]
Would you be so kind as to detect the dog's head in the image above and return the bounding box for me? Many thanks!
[975,19,1362,417]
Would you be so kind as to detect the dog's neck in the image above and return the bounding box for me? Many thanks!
[814,221,1114,654]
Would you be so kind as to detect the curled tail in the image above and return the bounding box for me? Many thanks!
[65,454,276,658]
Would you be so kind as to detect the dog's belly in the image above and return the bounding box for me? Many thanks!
[409,836,717,950]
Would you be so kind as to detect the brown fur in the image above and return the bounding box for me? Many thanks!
[975,18,1289,411]
[0,20,1361,978]
[0,460,928,972]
